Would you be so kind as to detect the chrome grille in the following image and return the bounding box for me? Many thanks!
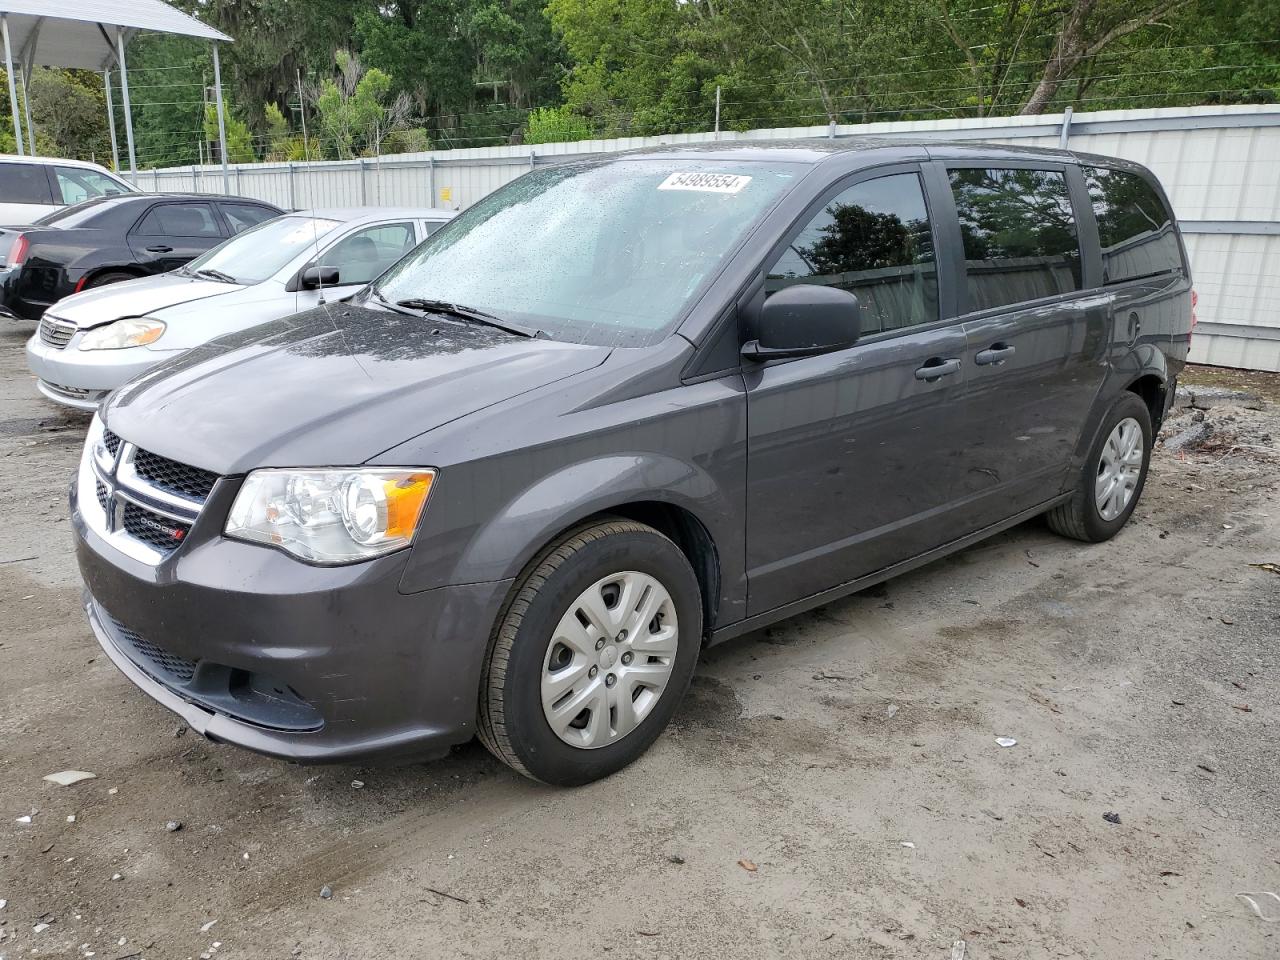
[39,316,75,349]
[133,449,219,502]
[85,425,221,565]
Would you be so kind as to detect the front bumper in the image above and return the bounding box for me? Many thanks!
[73,476,513,763]
[26,332,179,410]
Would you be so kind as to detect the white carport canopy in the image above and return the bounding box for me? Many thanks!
[0,0,234,191]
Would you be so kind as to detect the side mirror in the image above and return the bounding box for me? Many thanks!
[741,284,862,361]
[300,265,340,290]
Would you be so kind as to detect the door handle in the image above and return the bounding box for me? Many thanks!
[975,342,1016,366]
[1127,311,1141,344]
[914,357,961,381]
[145,245,173,253]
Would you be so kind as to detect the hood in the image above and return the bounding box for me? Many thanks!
[49,272,244,328]
[102,304,612,474]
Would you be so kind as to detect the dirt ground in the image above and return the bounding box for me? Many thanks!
[1,321,1277,960]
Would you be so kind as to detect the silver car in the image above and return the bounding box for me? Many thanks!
[25,206,454,410]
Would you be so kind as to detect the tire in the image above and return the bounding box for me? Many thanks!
[1047,392,1153,543]
[477,519,702,786]
[86,271,137,289]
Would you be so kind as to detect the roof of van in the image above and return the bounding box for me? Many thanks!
[0,155,121,171]
[603,137,1144,171]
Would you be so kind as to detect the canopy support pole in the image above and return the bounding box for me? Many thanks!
[103,70,120,172]
[1,15,23,156]
[21,67,33,155]
[211,42,229,194]
[115,29,136,183]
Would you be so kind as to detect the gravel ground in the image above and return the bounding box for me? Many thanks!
[1,321,1277,960]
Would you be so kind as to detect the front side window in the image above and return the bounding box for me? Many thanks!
[371,159,801,347]
[1083,166,1181,284]
[134,202,221,238]
[55,167,130,205]
[949,167,1082,312]
[767,172,938,334]
[0,163,53,204]
[319,222,417,286]
[185,215,342,285]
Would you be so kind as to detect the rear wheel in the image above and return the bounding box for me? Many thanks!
[86,271,137,289]
[477,519,701,786]
[1047,392,1152,542]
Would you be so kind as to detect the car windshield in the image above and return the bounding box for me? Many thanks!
[184,215,342,285]
[370,159,801,346]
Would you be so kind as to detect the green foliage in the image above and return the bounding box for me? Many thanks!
[313,50,409,158]
[524,105,593,143]
[204,102,258,163]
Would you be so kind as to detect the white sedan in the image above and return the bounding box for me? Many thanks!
[25,206,454,410]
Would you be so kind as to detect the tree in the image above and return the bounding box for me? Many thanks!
[204,102,258,163]
[525,105,592,143]
[29,69,110,160]
[312,50,410,157]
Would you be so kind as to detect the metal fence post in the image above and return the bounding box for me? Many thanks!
[359,158,368,205]
[1059,106,1073,149]
[288,162,296,210]
[428,156,436,207]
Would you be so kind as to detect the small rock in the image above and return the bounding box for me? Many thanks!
[33,922,50,933]
[737,858,757,872]
[885,704,899,719]
[15,815,32,824]
[166,820,183,832]
[667,854,685,865]
[111,873,123,881]
[901,841,916,849]
[200,919,218,933]
[995,736,1017,748]
[351,780,365,789]
[320,885,333,899]
[107,787,118,795]
[1103,812,1121,825]
[42,770,96,787]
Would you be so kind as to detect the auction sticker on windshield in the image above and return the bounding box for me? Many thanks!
[658,172,752,194]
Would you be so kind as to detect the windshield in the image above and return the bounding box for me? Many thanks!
[184,215,342,285]
[370,159,801,346]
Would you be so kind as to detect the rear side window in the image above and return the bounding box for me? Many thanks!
[319,221,418,286]
[134,202,222,238]
[0,163,53,204]
[1082,166,1181,284]
[220,202,277,234]
[766,172,938,334]
[948,167,1082,311]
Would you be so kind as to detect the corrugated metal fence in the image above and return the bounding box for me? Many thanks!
[137,104,1280,372]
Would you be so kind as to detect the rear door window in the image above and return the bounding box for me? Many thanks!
[219,202,277,234]
[133,202,223,238]
[1082,166,1182,283]
[0,163,54,204]
[766,171,939,335]
[948,167,1082,312]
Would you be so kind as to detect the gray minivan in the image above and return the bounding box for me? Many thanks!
[72,139,1192,785]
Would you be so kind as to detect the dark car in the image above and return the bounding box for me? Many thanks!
[72,140,1192,786]
[0,193,282,321]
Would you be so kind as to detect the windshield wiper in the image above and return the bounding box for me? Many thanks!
[194,268,238,283]
[394,297,540,339]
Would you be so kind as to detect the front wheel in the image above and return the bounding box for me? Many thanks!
[1047,392,1153,542]
[477,519,702,786]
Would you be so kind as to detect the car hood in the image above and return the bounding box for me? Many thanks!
[49,272,245,328]
[102,304,612,474]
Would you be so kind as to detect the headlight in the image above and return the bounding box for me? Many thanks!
[225,468,436,564]
[78,317,166,351]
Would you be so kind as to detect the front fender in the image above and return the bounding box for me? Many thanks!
[399,452,746,623]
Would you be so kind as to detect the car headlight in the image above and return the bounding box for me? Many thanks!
[225,468,436,564]
[78,317,166,351]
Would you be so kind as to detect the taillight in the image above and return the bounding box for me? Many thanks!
[74,275,89,294]
[7,234,28,267]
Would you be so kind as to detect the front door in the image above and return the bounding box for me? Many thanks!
[744,168,969,615]
[938,165,1110,526]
